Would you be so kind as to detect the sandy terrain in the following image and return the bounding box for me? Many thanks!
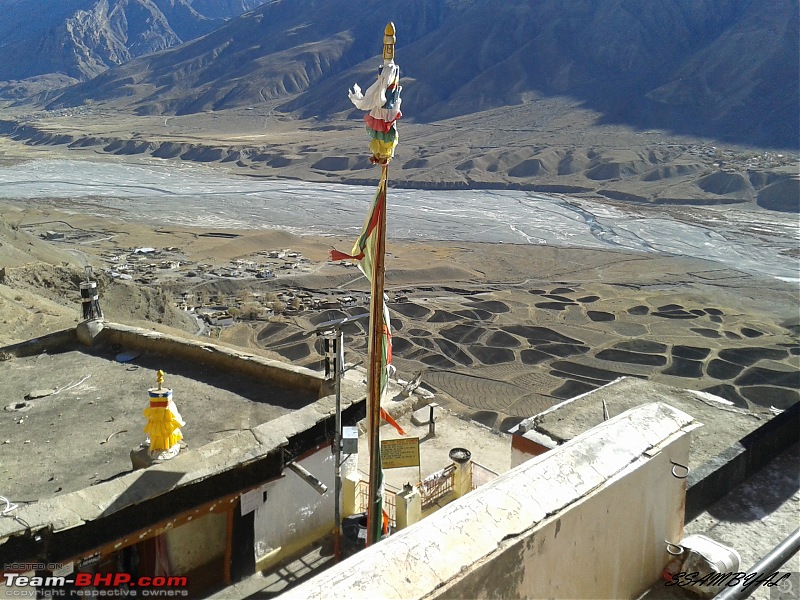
[1,171,797,432]
[1,101,798,212]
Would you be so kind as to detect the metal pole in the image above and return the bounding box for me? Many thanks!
[713,526,800,600]
[333,327,344,561]
[313,313,368,560]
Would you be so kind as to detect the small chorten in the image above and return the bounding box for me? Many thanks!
[143,370,185,460]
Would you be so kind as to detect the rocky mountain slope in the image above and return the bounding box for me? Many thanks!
[0,0,270,85]
[38,0,799,149]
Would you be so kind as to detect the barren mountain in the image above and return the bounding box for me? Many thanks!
[0,0,270,85]
[0,0,796,210]
[38,0,799,148]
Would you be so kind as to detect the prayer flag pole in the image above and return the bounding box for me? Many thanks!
[365,22,397,547]
[333,22,402,547]
[366,167,388,545]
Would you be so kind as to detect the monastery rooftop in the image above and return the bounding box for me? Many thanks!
[0,322,325,504]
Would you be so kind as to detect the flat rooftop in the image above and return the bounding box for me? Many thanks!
[515,377,774,469]
[356,403,512,491]
[0,329,321,502]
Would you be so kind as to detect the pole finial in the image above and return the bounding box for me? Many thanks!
[347,22,402,165]
[383,22,396,61]
[157,369,164,390]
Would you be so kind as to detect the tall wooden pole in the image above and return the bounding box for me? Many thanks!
[333,22,399,549]
[366,166,388,546]
[362,22,397,547]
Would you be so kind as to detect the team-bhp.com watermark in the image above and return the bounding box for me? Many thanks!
[3,571,188,597]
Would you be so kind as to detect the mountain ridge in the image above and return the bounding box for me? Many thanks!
[0,0,270,82]
[28,0,798,148]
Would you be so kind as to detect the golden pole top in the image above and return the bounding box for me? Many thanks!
[157,369,165,390]
[383,22,396,61]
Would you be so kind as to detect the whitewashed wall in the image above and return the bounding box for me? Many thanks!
[253,446,335,570]
[166,511,227,574]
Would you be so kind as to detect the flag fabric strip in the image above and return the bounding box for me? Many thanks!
[328,177,385,272]
[368,138,399,164]
[364,112,402,134]
[349,60,402,164]
[348,63,401,114]
[329,172,394,402]
[328,248,361,262]
[365,165,389,545]
[380,407,405,436]
[366,127,398,143]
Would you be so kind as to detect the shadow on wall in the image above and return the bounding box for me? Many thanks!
[99,469,187,519]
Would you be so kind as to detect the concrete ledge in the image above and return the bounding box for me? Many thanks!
[0,327,77,357]
[98,322,323,393]
[0,322,325,394]
[686,400,800,521]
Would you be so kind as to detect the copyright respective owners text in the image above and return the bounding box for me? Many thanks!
[2,571,189,597]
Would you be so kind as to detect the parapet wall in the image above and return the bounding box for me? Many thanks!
[0,327,77,357]
[96,322,324,394]
[282,402,697,600]
[0,320,324,395]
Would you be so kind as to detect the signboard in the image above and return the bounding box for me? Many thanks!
[77,554,100,569]
[381,437,420,469]
[240,483,269,516]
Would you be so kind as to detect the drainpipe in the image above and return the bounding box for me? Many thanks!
[713,526,800,600]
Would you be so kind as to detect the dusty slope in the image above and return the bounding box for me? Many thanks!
[0,215,196,346]
[1,203,796,432]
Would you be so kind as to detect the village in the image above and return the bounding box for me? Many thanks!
[105,244,374,325]
[35,223,413,331]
